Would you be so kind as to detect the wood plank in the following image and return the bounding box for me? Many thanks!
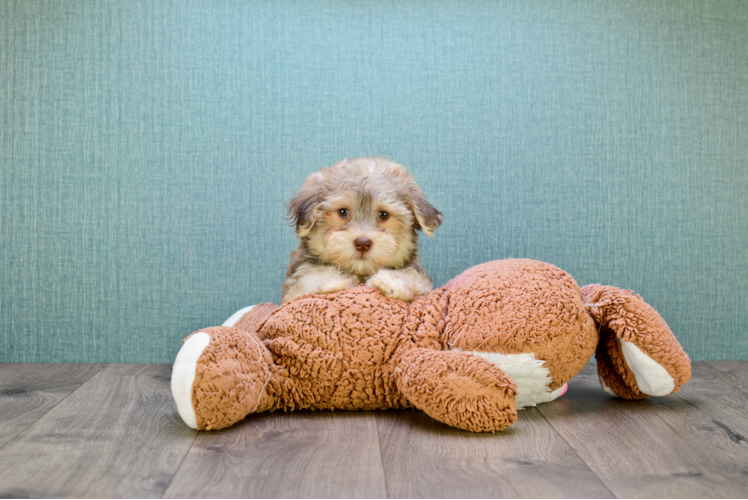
[376,407,613,498]
[164,411,387,498]
[675,362,748,438]
[537,363,748,498]
[0,364,197,498]
[702,361,748,393]
[0,363,104,449]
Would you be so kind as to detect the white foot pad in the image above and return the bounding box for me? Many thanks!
[171,332,211,429]
[222,305,257,327]
[619,339,675,396]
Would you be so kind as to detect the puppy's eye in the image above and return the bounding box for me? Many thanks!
[378,211,389,221]
[338,208,349,218]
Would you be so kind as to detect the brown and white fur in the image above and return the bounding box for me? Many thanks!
[282,157,442,304]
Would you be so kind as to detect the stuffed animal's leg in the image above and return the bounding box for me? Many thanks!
[582,285,691,399]
[394,347,518,432]
[221,302,278,334]
[171,322,276,430]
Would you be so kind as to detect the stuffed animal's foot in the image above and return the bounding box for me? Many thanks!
[596,338,683,399]
[172,331,212,429]
[171,325,275,430]
[395,347,518,432]
[172,305,278,430]
[222,302,278,335]
[582,285,691,399]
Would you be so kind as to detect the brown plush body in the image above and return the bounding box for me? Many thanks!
[173,259,691,432]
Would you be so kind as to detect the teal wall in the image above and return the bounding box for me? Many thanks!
[2,0,747,362]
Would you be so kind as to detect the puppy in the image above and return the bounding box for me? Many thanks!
[282,157,442,304]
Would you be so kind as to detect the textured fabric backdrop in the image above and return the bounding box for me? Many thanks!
[1,0,746,362]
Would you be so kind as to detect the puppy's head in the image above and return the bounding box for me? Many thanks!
[287,157,442,276]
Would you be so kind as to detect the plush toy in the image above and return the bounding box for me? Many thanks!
[171,259,690,432]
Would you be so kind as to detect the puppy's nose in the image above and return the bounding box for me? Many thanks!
[354,237,372,253]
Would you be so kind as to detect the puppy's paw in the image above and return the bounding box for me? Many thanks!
[366,270,416,301]
[318,276,359,295]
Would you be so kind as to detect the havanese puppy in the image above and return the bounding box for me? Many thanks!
[282,157,442,304]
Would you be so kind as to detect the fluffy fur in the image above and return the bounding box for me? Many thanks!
[282,157,442,304]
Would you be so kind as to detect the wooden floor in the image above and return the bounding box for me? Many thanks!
[0,362,746,498]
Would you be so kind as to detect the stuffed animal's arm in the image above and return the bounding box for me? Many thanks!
[394,347,519,432]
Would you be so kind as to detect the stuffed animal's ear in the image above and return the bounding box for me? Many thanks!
[409,182,443,237]
[286,172,324,238]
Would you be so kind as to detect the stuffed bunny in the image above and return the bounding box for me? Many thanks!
[171,259,690,432]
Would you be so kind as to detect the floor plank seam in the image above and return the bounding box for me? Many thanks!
[534,405,619,499]
[0,363,107,455]
[374,412,392,499]
[160,430,199,499]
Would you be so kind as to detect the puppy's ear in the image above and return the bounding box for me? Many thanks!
[409,183,443,237]
[287,172,324,238]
